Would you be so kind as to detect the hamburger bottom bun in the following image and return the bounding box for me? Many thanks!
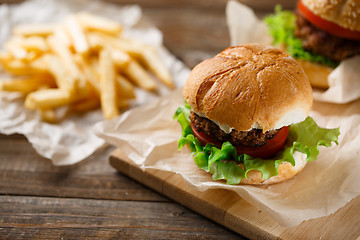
[238,151,307,185]
[297,59,333,89]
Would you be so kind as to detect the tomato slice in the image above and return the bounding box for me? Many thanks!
[191,123,289,159]
[297,0,360,40]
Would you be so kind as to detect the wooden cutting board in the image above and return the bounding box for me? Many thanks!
[110,149,360,240]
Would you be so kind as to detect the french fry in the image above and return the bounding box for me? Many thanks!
[70,98,100,112]
[89,56,100,73]
[53,26,72,48]
[0,57,48,75]
[94,32,140,55]
[45,53,91,104]
[69,80,100,112]
[0,51,12,63]
[64,15,89,55]
[93,33,174,88]
[99,48,119,119]
[117,98,129,109]
[47,35,92,104]
[73,55,100,95]
[123,60,157,91]
[47,35,88,98]
[109,38,173,88]
[47,36,78,79]
[72,54,100,104]
[87,34,129,67]
[13,24,55,37]
[11,36,49,53]
[43,54,76,95]
[87,34,131,70]
[111,49,130,69]
[3,40,38,62]
[5,41,28,59]
[116,75,135,99]
[87,33,103,52]
[77,12,122,35]
[74,80,94,103]
[0,75,55,94]
[1,11,174,122]
[38,108,57,123]
[142,46,174,88]
[25,89,72,110]
[22,51,38,62]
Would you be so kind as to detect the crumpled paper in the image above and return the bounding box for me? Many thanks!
[95,88,360,227]
[93,0,360,227]
[0,0,190,165]
[226,0,360,104]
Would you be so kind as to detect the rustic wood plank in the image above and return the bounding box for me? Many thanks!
[138,1,297,69]
[1,0,297,10]
[143,8,229,68]
[0,170,168,201]
[0,195,243,239]
[0,135,166,201]
[105,0,297,11]
[110,149,360,240]
[0,133,245,238]
[0,133,25,140]
[110,149,279,239]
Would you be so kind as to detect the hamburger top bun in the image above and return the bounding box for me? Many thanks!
[183,44,313,132]
[301,0,360,31]
[239,151,307,185]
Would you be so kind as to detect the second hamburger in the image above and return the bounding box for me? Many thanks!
[264,0,360,88]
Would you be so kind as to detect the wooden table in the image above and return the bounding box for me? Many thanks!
[0,0,297,239]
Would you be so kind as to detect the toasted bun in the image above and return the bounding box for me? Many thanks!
[296,59,334,88]
[302,0,360,31]
[183,44,313,132]
[239,151,307,185]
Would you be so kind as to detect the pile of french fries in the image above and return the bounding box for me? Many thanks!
[0,12,174,122]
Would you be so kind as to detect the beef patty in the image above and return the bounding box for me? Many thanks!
[190,112,281,148]
[294,12,360,62]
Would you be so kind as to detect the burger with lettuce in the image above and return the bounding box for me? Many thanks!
[174,43,340,185]
[264,0,360,88]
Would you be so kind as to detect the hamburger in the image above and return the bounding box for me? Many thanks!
[174,44,340,185]
[264,0,360,88]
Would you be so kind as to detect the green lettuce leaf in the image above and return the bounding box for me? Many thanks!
[264,5,338,68]
[174,103,340,185]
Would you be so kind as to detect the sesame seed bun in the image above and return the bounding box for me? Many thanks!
[302,0,360,32]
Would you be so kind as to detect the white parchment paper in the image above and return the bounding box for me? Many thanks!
[226,0,360,104]
[0,0,190,165]
[95,88,360,227]
[93,0,360,228]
